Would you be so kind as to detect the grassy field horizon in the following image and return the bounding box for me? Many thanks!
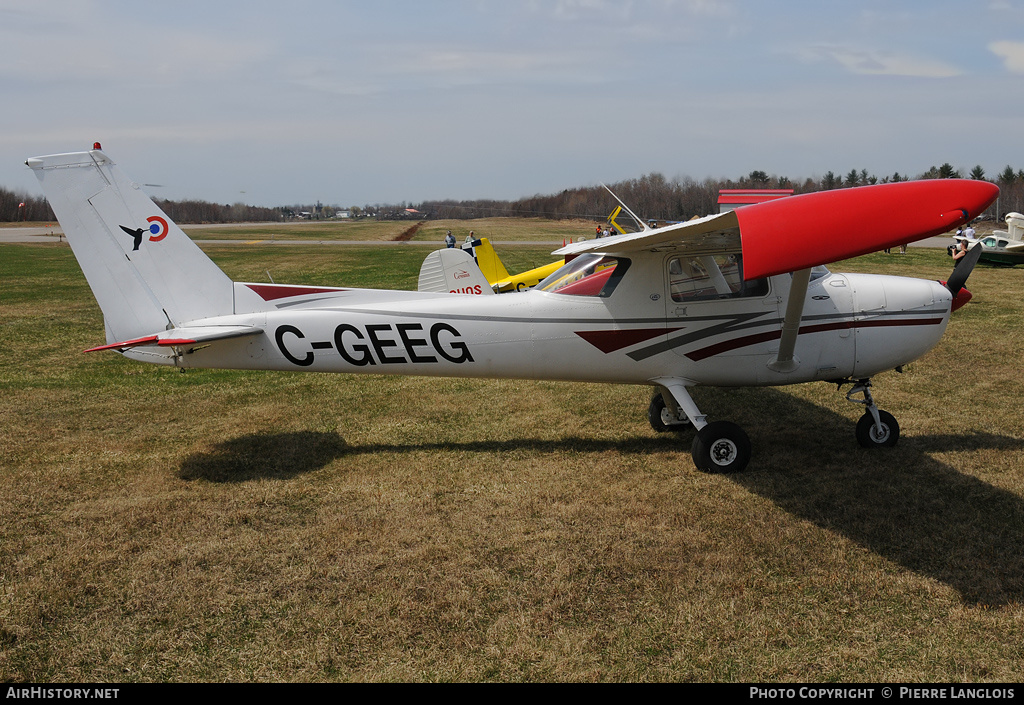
[2,241,1023,682]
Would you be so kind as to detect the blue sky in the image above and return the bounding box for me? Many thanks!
[2,1,1022,207]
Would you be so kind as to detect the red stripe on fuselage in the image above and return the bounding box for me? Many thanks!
[245,284,347,301]
[575,327,684,353]
[684,317,944,361]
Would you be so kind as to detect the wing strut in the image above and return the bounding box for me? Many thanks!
[767,267,812,373]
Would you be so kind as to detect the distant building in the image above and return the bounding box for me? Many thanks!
[717,189,793,213]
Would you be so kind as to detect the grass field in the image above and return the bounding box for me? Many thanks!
[2,235,1024,682]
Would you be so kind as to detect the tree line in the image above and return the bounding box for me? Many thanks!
[0,188,52,222]
[5,163,1024,224]
[417,164,1023,223]
[0,187,283,224]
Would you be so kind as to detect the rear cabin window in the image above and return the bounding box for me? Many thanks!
[537,255,630,297]
[668,254,768,302]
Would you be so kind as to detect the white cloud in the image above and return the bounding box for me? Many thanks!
[797,44,962,78]
[989,40,1024,73]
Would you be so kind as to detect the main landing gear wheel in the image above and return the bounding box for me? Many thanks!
[648,392,691,433]
[855,410,900,448]
[691,421,751,473]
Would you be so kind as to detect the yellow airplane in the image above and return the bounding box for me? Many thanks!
[420,197,643,295]
[471,238,563,292]
[473,207,635,292]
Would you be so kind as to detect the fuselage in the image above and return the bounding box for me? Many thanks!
[131,252,955,389]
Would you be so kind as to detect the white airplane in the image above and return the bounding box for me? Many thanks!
[27,147,997,473]
[953,212,1024,266]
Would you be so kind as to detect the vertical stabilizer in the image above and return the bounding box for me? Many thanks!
[466,237,510,285]
[418,248,495,295]
[26,150,234,344]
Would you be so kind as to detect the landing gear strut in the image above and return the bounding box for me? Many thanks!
[843,379,900,448]
[650,378,751,473]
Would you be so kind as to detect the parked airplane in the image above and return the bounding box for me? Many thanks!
[27,147,997,472]
[423,197,649,295]
[953,212,1024,266]
[419,237,562,294]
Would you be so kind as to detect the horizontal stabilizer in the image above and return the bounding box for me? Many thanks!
[85,325,262,353]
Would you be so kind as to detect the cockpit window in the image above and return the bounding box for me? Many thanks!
[537,255,630,297]
[668,253,768,302]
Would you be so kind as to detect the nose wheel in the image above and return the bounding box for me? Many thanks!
[855,409,899,447]
[844,379,900,448]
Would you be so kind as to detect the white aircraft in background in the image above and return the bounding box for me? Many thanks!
[27,147,996,472]
[953,212,1024,266]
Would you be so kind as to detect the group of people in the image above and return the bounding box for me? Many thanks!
[444,230,476,248]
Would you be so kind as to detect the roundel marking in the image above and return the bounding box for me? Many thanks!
[147,215,169,242]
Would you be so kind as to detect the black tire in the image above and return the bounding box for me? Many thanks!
[691,421,751,473]
[855,410,899,448]
[648,393,691,433]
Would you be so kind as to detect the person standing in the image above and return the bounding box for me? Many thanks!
[952,238,969,266]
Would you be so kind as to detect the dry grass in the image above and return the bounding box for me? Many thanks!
[1,239,1023,682]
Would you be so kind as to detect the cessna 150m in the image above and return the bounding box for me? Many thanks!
[27,147,997,473]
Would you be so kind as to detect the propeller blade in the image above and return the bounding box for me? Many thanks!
[946,242,983,297]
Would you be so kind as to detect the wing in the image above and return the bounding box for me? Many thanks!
[555,179,999,280]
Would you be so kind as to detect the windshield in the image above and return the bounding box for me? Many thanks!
[536,255,630,297]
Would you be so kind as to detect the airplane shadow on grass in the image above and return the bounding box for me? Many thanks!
[179,387,1024,607]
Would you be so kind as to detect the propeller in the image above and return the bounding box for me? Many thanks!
[946,241,983,297]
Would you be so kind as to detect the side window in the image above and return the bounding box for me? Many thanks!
[668,253,768,303]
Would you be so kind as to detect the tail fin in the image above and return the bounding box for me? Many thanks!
[465,238,510,285]
[418,248,494,295]
[26,149,234,344]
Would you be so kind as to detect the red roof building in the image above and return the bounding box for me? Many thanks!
[718,189,794,213]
